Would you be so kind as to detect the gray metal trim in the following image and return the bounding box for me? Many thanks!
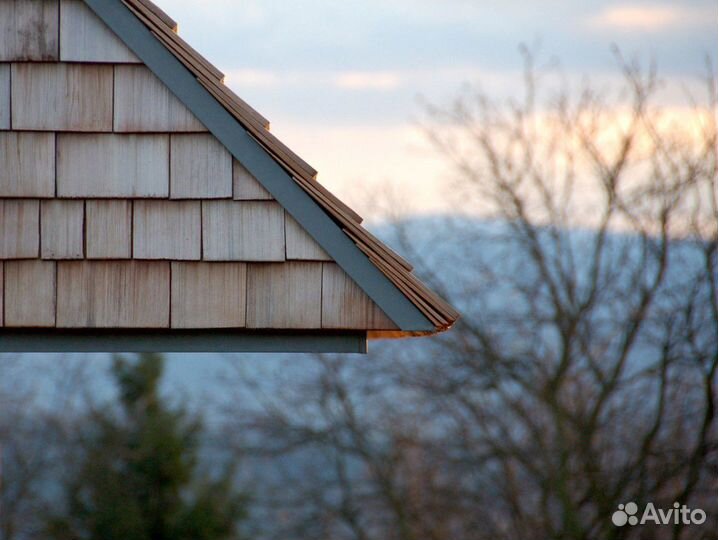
[83,0,433,332]
[0,330,367,353]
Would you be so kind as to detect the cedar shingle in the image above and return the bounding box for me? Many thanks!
[285,213,331,261]
[114,65,206,132]
[40,200,84,259]
[11,63,113,131]
[171,262,247,328]
[0,0,59,61]
[57,134,169,198]
[60,0,140,63]
[246,262,322,329]
[233,159,273,200]
[40,200,85,259]
[4,260,56,327]
[56,261,170,328]
[171,134,231,199]
[321,263,397,330]
[202,201,285,261]
[133,200,201,260]
[86,200,132,259]
[0,132,55,197]
[0,200,39,259]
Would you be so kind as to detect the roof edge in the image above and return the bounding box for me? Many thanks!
[85,0,435,333]
[0,329,368,354]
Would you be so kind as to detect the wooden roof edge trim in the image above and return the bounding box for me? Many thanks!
[87,0,437,333]
[342,226,416,283]
[163,45,314,178]
[354,241,446,325]
[207,79,272,131]
[284,177,414,274]
[123,0,319,179]
[239,130,362,225]
[383,266,459,325]
[350,228,459,320]
[196,70,271,133]
[202,80,318,179]
[375,254,460,321]
[347,224,413,271]
[124,0,224,82]
[368,254,449,327]
[125,0,276,138]
[351,234,459,326]
[294,175,364,225]
[134,0,178,32]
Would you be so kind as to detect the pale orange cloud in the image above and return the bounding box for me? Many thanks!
[588,4,711,31]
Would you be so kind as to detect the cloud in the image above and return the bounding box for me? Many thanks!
[224,69,284,88]
[225,69,405,93]
[588,4,711,32]
[333,71,403,91]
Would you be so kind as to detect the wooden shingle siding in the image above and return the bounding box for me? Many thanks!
[0,200,39,259]
[171,262,247,328]
[40,200,84,259]
[114,65,206,132]
[246,262,322,329]
[0,64,9,130]
[170,134,232,199]
[86,200,132,259]
[56,261,170,328]
[133,200,201,260]
[285,213,331,261]
[60,0,140,63]
[203,201,285,261]
[0,132,55,197]
[233,159,273,200]
[11,63,113,131]
[57,134,170,197]
[4,260,56,327]
[321,263,397,330]
[0,0,59,61]
[0,0,455,337]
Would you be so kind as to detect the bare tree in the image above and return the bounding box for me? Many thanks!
[0,357,99,540]
[220,53,718,540]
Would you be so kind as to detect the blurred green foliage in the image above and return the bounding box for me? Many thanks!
[45,353,247,540]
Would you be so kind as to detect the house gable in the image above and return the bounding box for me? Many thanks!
[0,0,402,342]
[85,0,438,332]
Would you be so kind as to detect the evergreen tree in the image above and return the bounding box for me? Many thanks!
[47,353,246,540]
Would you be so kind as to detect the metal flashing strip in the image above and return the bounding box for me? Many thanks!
[0,330,367,353]
[83,0,433,332]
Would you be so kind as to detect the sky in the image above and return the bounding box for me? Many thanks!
[153,0,716,222]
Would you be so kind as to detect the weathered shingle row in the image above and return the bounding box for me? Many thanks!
[0,0,142,63]
[4,63,207,132]
[0,260,396,330]
[0,132,272,199]
[0,199,329,262]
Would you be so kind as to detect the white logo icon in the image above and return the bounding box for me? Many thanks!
[612,502,639,526]
[611,502,706,527]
